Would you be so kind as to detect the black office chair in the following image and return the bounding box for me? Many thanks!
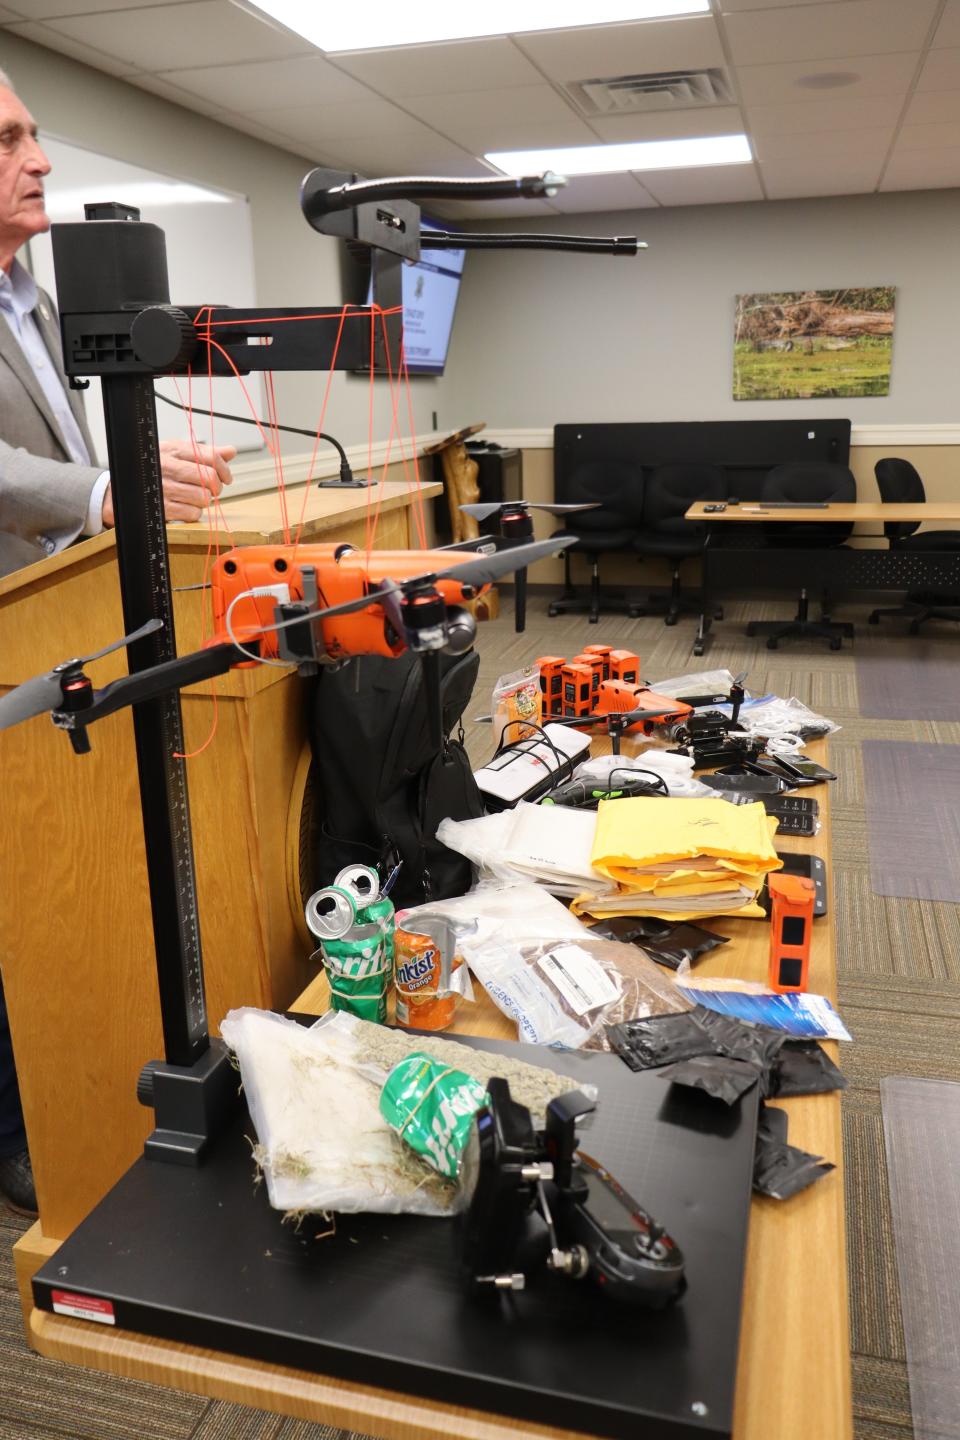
[868,458,960,633]
[631,462,727,625]
[745,462,856,650]
[548,458,645,624]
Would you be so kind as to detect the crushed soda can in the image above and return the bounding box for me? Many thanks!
[379,1052,488,1179]
[319,922,390,1024]
[393,918,463,1031]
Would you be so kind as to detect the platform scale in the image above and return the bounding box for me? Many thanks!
[31,189,760,1440]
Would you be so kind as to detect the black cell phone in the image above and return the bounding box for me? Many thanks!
[762,852,828,917]
[771,754,837,784]
[702,502,726,513]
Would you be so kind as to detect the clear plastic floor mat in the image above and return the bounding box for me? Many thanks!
[882,1077,960,1440]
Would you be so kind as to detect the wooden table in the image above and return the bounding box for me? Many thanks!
[684,499,960,655]
[17,735,850,1440]
[686,501,960,523]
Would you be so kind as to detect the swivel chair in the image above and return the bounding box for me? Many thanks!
[548,458,645,625]
[868,458,960,633]
[632,462,727,625]
[745,462,856,650]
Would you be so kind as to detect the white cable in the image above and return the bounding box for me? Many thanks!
[225,587,294,668]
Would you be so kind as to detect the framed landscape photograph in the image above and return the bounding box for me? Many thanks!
[733,287,895,400]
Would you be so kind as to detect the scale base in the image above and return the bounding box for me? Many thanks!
[34,1034,757,1440]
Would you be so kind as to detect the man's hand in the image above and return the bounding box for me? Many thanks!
[101,441,237,527]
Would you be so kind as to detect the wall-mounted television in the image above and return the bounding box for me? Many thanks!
[362,217,465,376]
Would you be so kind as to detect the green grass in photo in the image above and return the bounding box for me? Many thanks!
[733,336,892,400]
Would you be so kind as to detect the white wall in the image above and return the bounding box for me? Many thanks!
[2,31,443,453]
[439,189,960,429]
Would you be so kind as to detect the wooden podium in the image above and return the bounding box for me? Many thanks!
[0,477,440,1243]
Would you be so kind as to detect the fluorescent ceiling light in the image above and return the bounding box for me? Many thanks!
[486,135,753,177]
[44,182,232,217]
[243,1,710,53]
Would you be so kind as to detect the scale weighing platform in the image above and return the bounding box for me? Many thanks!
[33,1030,759,1440]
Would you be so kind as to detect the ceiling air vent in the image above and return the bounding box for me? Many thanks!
[563,68,734,116]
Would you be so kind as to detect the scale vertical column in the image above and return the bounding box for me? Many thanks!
[99,373,209,1067]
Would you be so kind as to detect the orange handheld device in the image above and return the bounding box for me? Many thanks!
[536,655,567,717]
[561,662,594,718]
[581,643,613,680]
[767,874,816,993]
[609,648,641,686]
[571,651,605,697]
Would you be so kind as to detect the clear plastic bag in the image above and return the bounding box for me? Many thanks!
[466,933,691,1051]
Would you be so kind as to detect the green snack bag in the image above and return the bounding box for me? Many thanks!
[320,922,390,1023]
[379,1052,488,1179]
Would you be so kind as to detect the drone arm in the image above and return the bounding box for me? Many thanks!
[53,643,248,733]
[421,233,642,256]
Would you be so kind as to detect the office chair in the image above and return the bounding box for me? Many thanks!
[632,462,727,625]
[745,462,856,650]
[548,458,645,624]
[868,458,960,633]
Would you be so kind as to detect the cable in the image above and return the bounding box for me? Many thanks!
[224,588,296,669]
[154,391,357,484]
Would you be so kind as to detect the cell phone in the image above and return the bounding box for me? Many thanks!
[761,852,828,917]
[702,503,726,513]
[770,754,837,784]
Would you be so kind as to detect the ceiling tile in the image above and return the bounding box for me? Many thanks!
[336,131,494,180]
[724,0,938,67]
[640,162,764,204]
[760,154,882,198]
[588,105,746,142]
[39,0,309,72]
[933,0,960,49]
[2,20,142,76]
[754,127,892,162]
[736,52,920,107]
[903,90,960,124]
[330,37,543,99]
[408,86,593,152]
[880,145,960,189]
[157,55,376,111]
[129,72,231,118]
[215,111,314,156]
[250,99,429,144]
[897,120,960,150]
[917,47,960,91]
[547,172,659,212]
[514,17,724,83]
[746,94,905,136]
[441,113,598,154]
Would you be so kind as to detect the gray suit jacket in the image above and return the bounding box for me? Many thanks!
[0,284,103,579]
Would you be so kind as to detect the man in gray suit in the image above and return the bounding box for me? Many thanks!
[0,72,236,1212]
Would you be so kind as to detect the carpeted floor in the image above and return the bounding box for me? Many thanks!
[3,589,958,1439]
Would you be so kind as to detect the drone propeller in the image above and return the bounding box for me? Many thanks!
[460,501,601,522]
[0,617,163,733]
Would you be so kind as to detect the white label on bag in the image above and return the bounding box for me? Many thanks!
[536,945,620,1016]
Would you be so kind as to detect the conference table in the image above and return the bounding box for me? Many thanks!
[684,500,960,655]
[17,728,851,1440]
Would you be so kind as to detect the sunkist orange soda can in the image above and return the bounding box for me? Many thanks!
[394,925,461,1030]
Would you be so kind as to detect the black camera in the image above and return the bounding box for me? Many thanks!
[458,1079,686,1307]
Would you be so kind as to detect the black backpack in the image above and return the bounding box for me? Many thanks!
[308,649,483,908]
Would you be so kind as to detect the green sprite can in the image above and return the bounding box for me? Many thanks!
[379,1052,488,1179]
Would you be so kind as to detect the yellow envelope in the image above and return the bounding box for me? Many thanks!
[591,797,781,878]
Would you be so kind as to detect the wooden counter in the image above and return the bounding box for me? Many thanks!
[15,738,850,1440]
